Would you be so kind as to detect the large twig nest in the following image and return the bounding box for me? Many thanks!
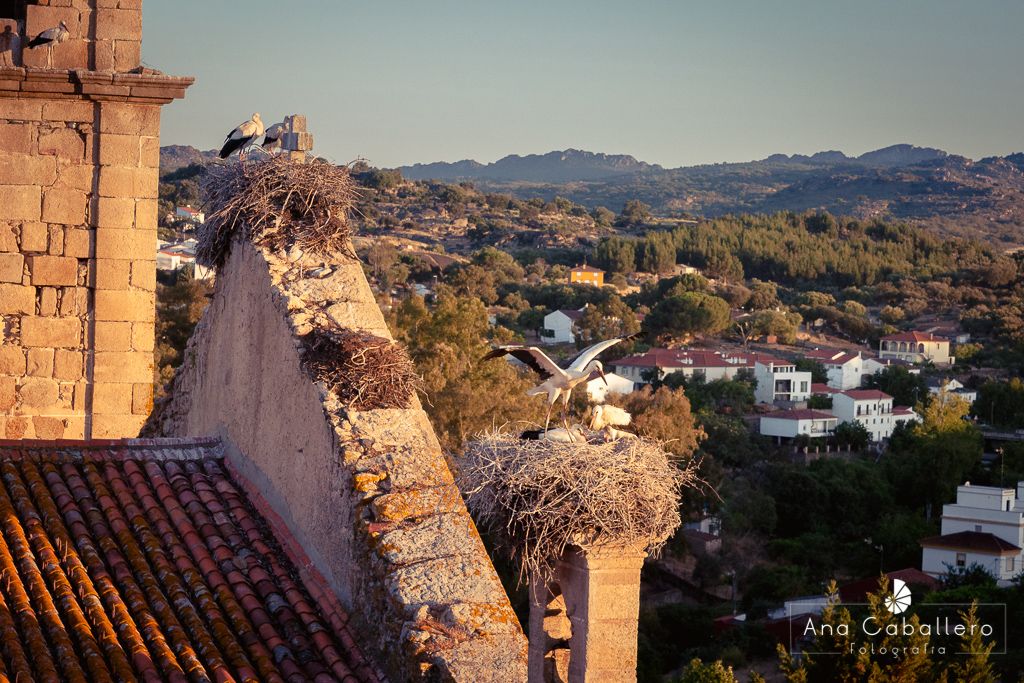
[458,431,696,583]
[198,155,359,267]
[301,329,424,410]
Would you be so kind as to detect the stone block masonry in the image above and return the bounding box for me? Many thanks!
[0,0,192,440]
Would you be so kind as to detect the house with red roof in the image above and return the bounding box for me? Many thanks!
[569,264,605,287]
[612,348,783,385]
[759,408,838,441]
[754,359,812,405]
[832,389,897,441]
[879,330,952,365]
[921,481,1024,586]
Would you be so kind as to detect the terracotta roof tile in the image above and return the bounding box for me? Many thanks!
[0,439,379,683]
[838,389,892,401]
[762,409,837,421]
[919,530,1021,555]
[882,330,945,343]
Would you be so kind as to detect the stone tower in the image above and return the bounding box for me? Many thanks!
[0,1,191,439]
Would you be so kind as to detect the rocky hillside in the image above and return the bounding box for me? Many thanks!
[402,149,660,182]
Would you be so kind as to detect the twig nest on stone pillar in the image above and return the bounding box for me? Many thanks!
[197,155,359,268]
[458,430,697,583]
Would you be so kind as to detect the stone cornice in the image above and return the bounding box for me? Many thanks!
[0,67,193,104]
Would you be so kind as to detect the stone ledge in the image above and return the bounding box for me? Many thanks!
[0,67,192,103]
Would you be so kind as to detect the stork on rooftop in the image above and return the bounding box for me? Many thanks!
[482,335,636,439]
[27,21,69,69]
[219,113,265,159]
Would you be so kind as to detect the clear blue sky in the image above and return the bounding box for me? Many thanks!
[146,1,1024,169]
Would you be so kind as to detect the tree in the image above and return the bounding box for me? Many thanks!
[794,359,828,383]
[880,305,905,324]
[864,366,929,408]
[644,292,731,343]
[591,206,616,227]
[575,295,640,346]
[675,659,738,683]
[638,232,676,274]
[617,199,652,227]
[390,294,542,451]
[751,310,802,344]
[833,421,870,450]
[747,280,780,310]
[609,386,703,457]
[594,236,636,274]
[972,378,1024,429]
[945,603,996,682]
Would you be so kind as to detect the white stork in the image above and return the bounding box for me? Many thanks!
[261,122,285,153]
[483,335,635,438]
[589,404,637,441]
[219,113,265,159]
[27,21,69,69]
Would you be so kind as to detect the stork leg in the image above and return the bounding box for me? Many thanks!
[542,401,554,434]
[46,45,53,69]
[561,394,574,442]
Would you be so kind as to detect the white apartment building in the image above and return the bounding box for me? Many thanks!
[921,482,1024,586]
[832,389,896,442]
[754,360,812,405]
[804,348,864,390]
[613,349,781,385]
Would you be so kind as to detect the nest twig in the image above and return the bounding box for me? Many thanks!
[458,430,696,584]
[301,329,424,410]
[198,155,359,267]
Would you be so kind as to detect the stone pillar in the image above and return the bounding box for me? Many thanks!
[529,545,646,683]
[0,1,191,440]
[280,114,314,162]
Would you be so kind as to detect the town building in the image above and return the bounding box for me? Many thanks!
[542,308,584,344]
[804,348,864,390]
[569,263,604,287]
[584,371,634,402]
[613,348,780,385]
[753,360,812,405]
[759,408,838,441]
[832,389,895,442]
[920,482,1024,586]
[175,204,205,224]
[861,355,920,378]
[927,377,977,405]
[879,331,953,365]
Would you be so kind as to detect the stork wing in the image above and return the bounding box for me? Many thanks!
[481,345,562,380]
[567,333,638,373]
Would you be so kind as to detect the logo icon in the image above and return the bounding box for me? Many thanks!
[885,578,912,614]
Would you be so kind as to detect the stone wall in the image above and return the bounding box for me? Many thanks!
[150,238,528,682]
[0,0,191,439]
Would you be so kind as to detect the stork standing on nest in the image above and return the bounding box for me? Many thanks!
[27,21,69,69]
[260,121,285,153]
[590,404,637,441]
[219,113,265,159]
[482,335,635,439]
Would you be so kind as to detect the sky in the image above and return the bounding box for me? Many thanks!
[146,1,1024,169]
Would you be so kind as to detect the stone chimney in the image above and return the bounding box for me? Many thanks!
[0,1,191,439]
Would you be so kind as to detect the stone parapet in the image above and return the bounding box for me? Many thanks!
[149,238,529,681]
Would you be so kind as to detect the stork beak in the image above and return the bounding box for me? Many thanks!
[599,367,608,386]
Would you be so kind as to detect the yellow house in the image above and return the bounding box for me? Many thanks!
[879,331,952,365]
[569,264,605,286]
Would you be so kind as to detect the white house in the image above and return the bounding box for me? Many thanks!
[862,356,920,380]
[928,378,977,405]
[921,482,1024,586]
[759,409,838,441]
[804,348,863,390]
[175,205,205,224]
[584,372,634,403]
[832,389,895,442]
[754,360,812,405]
[542,309,584,344]
[893,405,920,428]
[613,349,781,385]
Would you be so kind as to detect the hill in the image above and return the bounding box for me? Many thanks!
[398,144,1023,247]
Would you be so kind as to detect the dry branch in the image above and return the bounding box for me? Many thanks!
[301,329,424,410]
[198,155,359,267]
[458,431,696,583]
